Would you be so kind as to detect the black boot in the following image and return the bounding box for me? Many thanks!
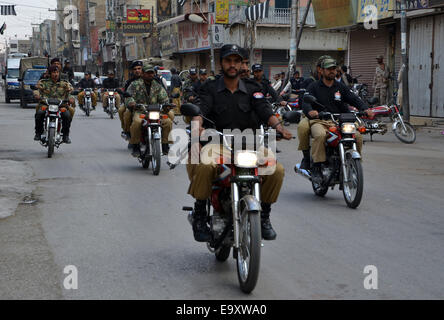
[261,203,277,240]
[130,144,140,157]
[162,143,169,155]
[34,133,42,141]
[63,135,71,144]
[192,200,211,242]
[300,150,311,170]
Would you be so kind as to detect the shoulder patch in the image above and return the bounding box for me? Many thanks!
[253,92,264,99]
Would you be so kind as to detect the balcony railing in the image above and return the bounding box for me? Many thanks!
[229,7,316,26]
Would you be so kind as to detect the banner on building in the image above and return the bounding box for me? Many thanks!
[157,0,172,17]
[90,27,99,54]
[357,0,395,23]
[312,0,357,29]
[216,0,230,24]
[123,23,152,34]
[106,20,116,31]
[0,5,16,16]
[178,22,210,52]
[127,9,151,23]
[160,24,178,56]
[211,24,225,48]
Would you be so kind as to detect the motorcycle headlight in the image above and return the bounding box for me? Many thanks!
[48,105,59,112]
[341,123,356,134]
[148,111,160,120]
[109,92,114,96]
[235,151,258,168]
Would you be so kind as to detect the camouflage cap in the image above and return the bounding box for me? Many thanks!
[321,58,338,69]
[317,55,333,67]
[142,63,155,72]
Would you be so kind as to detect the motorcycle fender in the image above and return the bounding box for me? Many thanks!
[346,149,361,160]
[392,121,400,131]
[239,195,261,213]
[153,132,161,140]
[49,122,56,128]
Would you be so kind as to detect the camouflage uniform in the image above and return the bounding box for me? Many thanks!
[373,64,390,105]
[125,77,173,145]
[35,78,74,136]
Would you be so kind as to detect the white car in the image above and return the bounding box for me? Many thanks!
[158,70,172,90]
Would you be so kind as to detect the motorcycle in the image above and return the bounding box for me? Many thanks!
[38,98,70,158]
[104,89,119,119]
[179,103,297,293]
[294,95,366,209]
[350,97,416,144]
[79,88,94,116]
[133,103,175,175]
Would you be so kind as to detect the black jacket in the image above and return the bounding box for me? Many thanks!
[198,77,274,132]
[303,79,367,119]
[77,78,96,89]
[256,77,282,103]
[102,78,120,89]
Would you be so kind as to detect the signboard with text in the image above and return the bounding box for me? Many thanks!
[216,0,230,24]
[127,9,151,24]
[357,0,395,23]
[123,23,152,34]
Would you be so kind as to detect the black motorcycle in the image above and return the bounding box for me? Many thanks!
[38,98,70,158]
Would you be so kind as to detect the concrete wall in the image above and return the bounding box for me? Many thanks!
[227,25,348,51]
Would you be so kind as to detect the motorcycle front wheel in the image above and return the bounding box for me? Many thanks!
[109,102,114,119]
[85,103,90,117]
[342,158,364,209]
[151,138,161,175]
[393,121,416,144]
[47,127,55,158]
[236,207,261,294]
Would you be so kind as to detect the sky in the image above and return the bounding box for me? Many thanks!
[0,0,57,45]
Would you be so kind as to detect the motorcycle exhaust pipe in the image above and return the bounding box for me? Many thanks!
[183,206,194,226]
[295,163,312,181]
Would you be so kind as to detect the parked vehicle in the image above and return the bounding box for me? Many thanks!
[294,95,366,209]
[18,57,48,108]
[72,72,85,87]
[350,97,416,144]
[2,57,22,103]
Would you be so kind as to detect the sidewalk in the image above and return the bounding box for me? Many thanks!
[0,160,34,219]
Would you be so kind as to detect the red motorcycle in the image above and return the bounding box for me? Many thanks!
[350,97,416,144]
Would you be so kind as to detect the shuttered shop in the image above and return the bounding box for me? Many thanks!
[349,28,389,96]
[261,49,345,80]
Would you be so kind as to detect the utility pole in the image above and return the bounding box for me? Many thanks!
[400,0,410,121]
[207,14,216,73]
[115,0,124,83]
[85,0,92,70]
[288,0,299,79]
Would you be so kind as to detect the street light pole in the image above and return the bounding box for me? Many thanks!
[207,14,216,73]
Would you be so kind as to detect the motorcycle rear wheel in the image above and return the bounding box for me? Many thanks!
[236,207,261,294]
[47,127,55,158]
[342,158,364,209]
[393,121,416,144]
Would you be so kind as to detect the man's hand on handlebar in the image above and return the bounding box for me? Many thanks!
[364,109,375,119]
[308,110,319,119]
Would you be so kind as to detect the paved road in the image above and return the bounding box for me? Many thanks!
[1,94,443,299]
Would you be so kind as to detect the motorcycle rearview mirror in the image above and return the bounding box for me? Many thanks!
[303,94,318,105]
[283,111,301,124]
[180,103,202,117]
